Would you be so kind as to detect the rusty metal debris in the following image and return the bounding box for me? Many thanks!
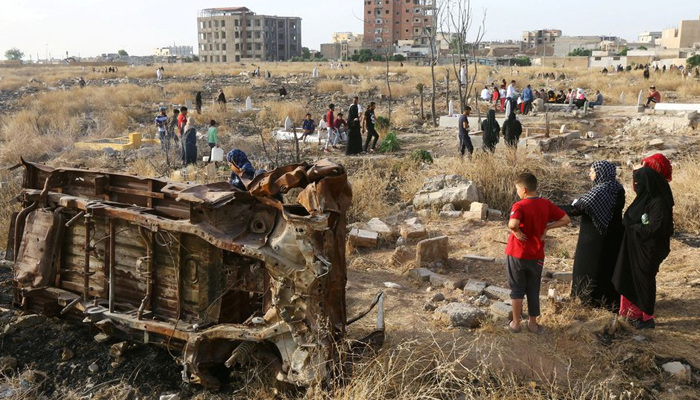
[7,158,384,389]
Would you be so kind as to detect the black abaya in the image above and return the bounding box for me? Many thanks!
[346,104,363,155]
[612,167,674,316]
[184,128,198,165]
[563,188,625,310]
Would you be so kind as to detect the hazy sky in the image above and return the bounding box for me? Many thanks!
[1,0,699,59]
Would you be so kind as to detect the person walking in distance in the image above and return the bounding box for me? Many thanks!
[323,104,338,153]
[195,92,203,114]
[345,96,364,155]
[177,106,188,163]
[154,107,169,148]
[217,89,227,111]
[458,106,473,157]
[362,102,379,153]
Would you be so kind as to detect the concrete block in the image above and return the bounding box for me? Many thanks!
[462,280,488,296]
[429,273,466,290]
[487,209,503,221]
[367,218,394,239]
[662,362,691,383]
[484,285,511,301]
[464,255,495,262]
[463,211,483,221]
[416,236,449,266]
[349,228,379,248]
[469,202,489,220]
[489,301,513,320]
[392,246,415,268]
[434,302,485,328]
[400,223,427,240]
[408,267,435,283]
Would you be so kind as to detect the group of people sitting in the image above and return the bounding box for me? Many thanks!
[299,97,379,155]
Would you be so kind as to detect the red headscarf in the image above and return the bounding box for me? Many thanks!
[642,153,672,182]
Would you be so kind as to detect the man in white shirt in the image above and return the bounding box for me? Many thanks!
[480,86,491,101]
[506,80,517,114]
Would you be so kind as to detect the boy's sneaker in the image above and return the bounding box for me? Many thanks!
[636,319,656,330]
[323,148,331,153]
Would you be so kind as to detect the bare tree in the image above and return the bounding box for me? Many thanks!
[385,48,393,122]
[444,0,486,113]
[426,0,443,127]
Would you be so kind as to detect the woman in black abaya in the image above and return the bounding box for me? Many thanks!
[612,166,674,329]
[562,161,625,310]
[345,99,363,155]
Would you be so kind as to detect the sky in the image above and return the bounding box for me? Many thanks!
[1,0,699,60]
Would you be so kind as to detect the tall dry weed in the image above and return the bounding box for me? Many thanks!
[671,156,700,234]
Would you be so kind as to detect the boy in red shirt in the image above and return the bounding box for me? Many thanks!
[506,173,570,334]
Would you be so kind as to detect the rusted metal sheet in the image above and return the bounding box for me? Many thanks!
[8,157,381,389]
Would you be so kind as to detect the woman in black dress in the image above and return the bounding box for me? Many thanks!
[563,161,625,310]
[501,112,522,148]
[345,97,363,155]
[612,165,674,329]
[481,109,500,152]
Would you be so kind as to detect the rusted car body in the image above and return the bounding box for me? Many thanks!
[7,159,382,388]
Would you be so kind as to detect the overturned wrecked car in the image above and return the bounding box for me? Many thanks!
[6,159,383,389]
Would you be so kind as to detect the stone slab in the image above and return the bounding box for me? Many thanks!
[552,271,573,282]
[408,267,435,283]
[489,301,513,320]
[484,285,511,301]
[655,103,700,112]
[400,223,427,240]
[430,273,466,290]
[348,228,379,248]
[433,302,485,328]
[462,280,488,296]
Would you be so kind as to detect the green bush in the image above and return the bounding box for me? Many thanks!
[379,131,401,153]
[687,54,700,68]
[411,149,433,164]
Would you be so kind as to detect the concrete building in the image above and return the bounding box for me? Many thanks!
[363,0,435,51]
[321,32,365,60]
[154,45,194,57]
[197,7,301,63]
[522,29,562,48]
[660,15,700,49]
[553,36,602,57]
[638,31,662,45]
[320,43,341,60]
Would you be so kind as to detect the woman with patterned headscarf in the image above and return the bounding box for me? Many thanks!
[612,155,674,329]
[480,109,500,152]
[561,161,625,310]
[226,149,255,191]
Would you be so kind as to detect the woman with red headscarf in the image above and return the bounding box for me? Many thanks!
[612,154,674,329]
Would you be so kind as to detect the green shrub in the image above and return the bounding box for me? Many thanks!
[379,131,401,153]
[411,149,433,164]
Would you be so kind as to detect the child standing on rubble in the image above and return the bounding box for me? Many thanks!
[505,173,570,334]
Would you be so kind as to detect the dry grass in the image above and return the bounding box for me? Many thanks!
[257,101,307,127]
[671,156,700,234]
[316,81,345,93]
[225,85,253,99]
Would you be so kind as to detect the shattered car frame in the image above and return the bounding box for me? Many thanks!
[7,159,383,389]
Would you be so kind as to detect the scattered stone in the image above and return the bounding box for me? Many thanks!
[348,228,379,248]
[103,147,116,156]
[109,342,129,358]
[487,209,503,221]
[61,349,74,361]
[441,203,456,212]
[429,273,466,290]
[474,295,489,306]
[159,394,180,400]
[423,302,437,312]
[413,174,480,210]
[416,236,449,266]
[439,211,462,219]
[464,255,495,262]
[0,357,17,372]
[367,218,394,240]
[552,271,573,282]
[469,202,489,220]
[433,303,485,328]
[489,302,514,320]
[463,280,488,296]
[88,362,99,373]
[408,267,435,282]
[648,138,665,149]
[391,246,415,268]
[94,333,110,343]
[430,292,445,302]
[463,211,483,221]
[13,314,43,329]
[400,223,427,240]
[396,237,407,246]
[632,335,646,342]
[383,282,402,289]
[661,361,691,383]
[484,285,511,301]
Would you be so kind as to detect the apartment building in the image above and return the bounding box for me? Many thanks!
[154,45,194,57]
[197,7,302,63]
[522,29,562,48]
[363,0,435,51]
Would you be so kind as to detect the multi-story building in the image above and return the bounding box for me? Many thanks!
[638,31,662,45]
[660,15,700,49]
[321,32,365,60]
[197,7,301,63]
[154,45,194,57]
[522,29,562,48]
[363,0,435,51]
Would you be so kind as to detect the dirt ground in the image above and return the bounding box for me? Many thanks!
[1,63,700,399]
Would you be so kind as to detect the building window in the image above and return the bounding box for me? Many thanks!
[247,31,252,39]
[255,32,261,38]
[216,43,220,50]
[255,20,261,26]
[215,55,220,62]
[256,44,262,50]
[221,31,226,39]
[222,55,227,62]
[385,9,389,13]
[208,21,211,28]
[235,32,239,38]
[221,20,225,27]
[375,18,383,24]
[222,44,226,50]
[235,19,239,26]
[214,20,219,27]
[247,44,252,51]
[235,43,240,50]
[215,32,219,39]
